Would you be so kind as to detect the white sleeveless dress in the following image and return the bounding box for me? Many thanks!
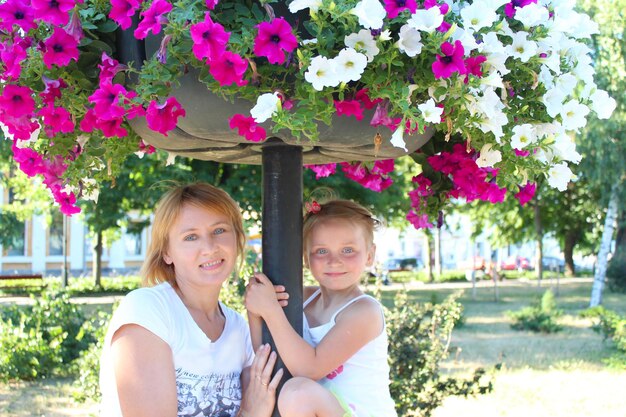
[302,289,397,417]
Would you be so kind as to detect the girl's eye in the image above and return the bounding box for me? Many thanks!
[214,227,226,235]
[184,234,197,241]
[316,248,328,255]
[342,247,354,254]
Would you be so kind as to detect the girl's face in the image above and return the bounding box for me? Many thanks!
[307,218,375,292]
[163,204,238,290]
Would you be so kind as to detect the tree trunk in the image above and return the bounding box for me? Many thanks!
[534,201,543,287]
[563,230,579,277]
[424,231,434,283]
[93,230,103,289]
[590,185,620,307]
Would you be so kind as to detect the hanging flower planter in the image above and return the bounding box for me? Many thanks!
[0,0,616,224]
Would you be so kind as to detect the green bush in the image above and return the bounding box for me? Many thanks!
[507,289,563,333]
[607,249,626,293]
[387,291,495,417]
[592,308,626,352]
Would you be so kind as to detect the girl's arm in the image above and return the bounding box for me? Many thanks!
[247,282,289,351]
[111,324,178,416]
[245,273,383,380]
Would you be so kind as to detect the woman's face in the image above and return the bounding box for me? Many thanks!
[163,204,238,290]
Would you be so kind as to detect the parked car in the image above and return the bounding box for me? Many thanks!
[500,256,532,271]
[541,256,565,272]
[457,256,486,271]
[383,257,422,272]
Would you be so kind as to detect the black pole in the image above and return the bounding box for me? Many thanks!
[261,139,303,391]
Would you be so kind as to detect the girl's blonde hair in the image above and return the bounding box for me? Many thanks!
[140,183,246,287]
[302,199,381,264]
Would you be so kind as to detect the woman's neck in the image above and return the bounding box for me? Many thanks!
[174,281,222,318]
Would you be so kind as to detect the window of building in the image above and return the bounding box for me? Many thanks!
[124,233,143,256]
[5,189,26,256]
[48,212,64,256]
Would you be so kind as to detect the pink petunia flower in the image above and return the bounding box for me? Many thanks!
[42,27,79,69]
[32,0,76,26]
[0,39,28,80]
[384,0,417,19]
[463,55,486,83]
[0,113,40,140]
[109,0,142,30]
[40,76,68,105]
[253,18,298,65]
[133,0,172,40]
[432,40,467,79]
[98,118,128,137]
[190,15,230,61]
[12,145,44,177]
[370,101,396,130]
[79,108,98,133]
[305,163,337,179]
[88,82,129,121]
[205,0,218,9]
[514,149,530,157]
[406,210,434,229]
[355,88,382,110]
[228,114,266,142]
[0,84,35,118]
[0,0,36,32]
[209,50,248,86]
[98,52,127,85]
[504,0,537,19]
[479,181,507,203]
[38,105,75,136]
[372,159,394,175]
[52,189,81,216]
[64,10,84,42]
[145,97,186,136]
[334,100,364,120]
[514,182,536,206]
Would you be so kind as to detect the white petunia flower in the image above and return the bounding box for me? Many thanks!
[288,0,322,13]
[475,88,505,120]
[476,143,502,168]
[418,99,443,124]
[345,29,380,62]
[166,152,177,166]
[480,72,504,89]
[390,125,408,152]
[250,92,281,123]
[510,124,537,149]
[547,162,573,191]
[590,90,617,120]
[334,48,368,83]
[451,27,479,54]
[81,178,100,203]
[478,109,508,142]
[484,53,510,76]
[480,32,507,56]
[542,88,566,118]
[304,55,339,91]
[379,30,392,41]
[507,31,538,63]
[351,0,386,30]
[460,2,498,31]
[406,8,444,33]
[396,25,423,57]
[514,3,549,27]
[554,73,577,96]
[538,65,555,89]
[559,99,590,131]
[552,132,582,164]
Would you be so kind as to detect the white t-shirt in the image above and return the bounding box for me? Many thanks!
[99,282,254,417]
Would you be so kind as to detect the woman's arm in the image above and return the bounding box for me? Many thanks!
[245,273,382,380]
[111,324,177,417]
[238,344,284,417]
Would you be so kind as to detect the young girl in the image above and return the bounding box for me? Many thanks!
[99,183,284,417]
[245,200,397,417]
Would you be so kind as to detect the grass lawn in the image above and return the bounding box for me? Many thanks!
[1,278,624,416]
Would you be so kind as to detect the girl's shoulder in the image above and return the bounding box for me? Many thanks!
[334,295,384,330]
[303,286,320,300]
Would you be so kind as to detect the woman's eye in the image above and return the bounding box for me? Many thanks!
[214,227,226,235]
[316,248,328,255]
[184,234,197,241]
[342,247,354,254]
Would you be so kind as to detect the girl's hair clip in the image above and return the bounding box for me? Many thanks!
[305,201,321,214]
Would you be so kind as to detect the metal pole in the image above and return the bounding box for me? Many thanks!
[261,139,303,395]
[62,215,69,288]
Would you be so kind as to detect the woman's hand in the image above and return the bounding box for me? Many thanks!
[239,344,284,417]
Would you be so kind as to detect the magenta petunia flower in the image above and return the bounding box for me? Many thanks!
[42,27,79,69]
[98,52,126,85]
[52,189,81,216]
[64,10,83,42]
[384,0,417,19]
[40,76,67,104]
[109,0,142,30]
[98,118,128,137]
[355,88,382,110]
[32,0,76,26]
[0,113,39,140]
[88,82,129,120]
[146,97,186,136]
[190,16,230,61]
[514,149,530,157]
[228,114,266,142]
[253,18,298,65]
[209,50,248,86]
[479,182,506,203]
[79,108,98,133]
[0,40,28,80]
[133,0,172,40]
[334,100,364,120]
[504,0,537,19]
[205,0,218,9]
[514,182,536,206]
[464,55,487,83]
[369,101,395,129]
[372,159,394,175]
[305,163,337,179]
[432,40,467,79]
[12,145,44,177]
[38,105,75,136]
[406,210,434,229]
[0,84,35,118]
[0,0,36,32]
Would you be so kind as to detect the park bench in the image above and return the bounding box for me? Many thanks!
[0,273,44,288]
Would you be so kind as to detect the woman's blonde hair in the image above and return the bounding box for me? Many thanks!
[302,199,381,265]
[140,183,246,287]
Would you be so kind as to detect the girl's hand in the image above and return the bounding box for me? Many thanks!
[245,273,286,318]
[239,344,284,417]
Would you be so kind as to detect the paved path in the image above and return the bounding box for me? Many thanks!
[0,277,593,306]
